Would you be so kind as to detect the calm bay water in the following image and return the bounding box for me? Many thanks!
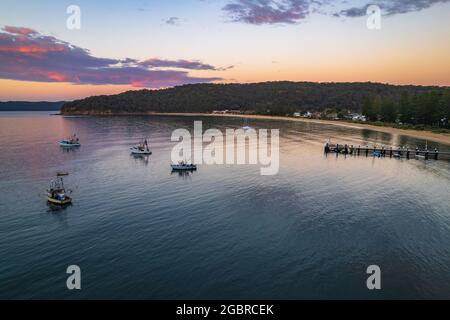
[0,111,449,299]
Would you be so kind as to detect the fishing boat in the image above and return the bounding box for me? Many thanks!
[46,177,72,206]
[59,134,80,147]
[171,161,197,171]
[130,139,152,155]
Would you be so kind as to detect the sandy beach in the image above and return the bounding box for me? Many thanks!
[142,112,450,146]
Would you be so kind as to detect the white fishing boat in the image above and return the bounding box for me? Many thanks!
[47,177,72,205]
[130,139,152,155]
[171,161,197,171]
[59,134,80,147]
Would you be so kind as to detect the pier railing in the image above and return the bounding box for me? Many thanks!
[324,144,450,161]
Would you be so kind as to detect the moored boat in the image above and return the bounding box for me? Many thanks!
[171,161,197,171]
[59,134,80,147]
[130,139,152,155]
[47,177,72,205]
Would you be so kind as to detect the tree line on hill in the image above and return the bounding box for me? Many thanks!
[61,81,449,128]
[362,90,450,128]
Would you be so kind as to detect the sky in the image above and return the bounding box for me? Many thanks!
[0,0,449,101]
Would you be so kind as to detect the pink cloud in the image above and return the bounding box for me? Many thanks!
[2,26,37,36]
[0,26,223,88]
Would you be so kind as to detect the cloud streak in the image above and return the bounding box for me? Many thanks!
[222,0,450,24]
[139,58,233,71]
[0,26,224,88]
[163,17,182,25]
[336,0,450,17]
[223,0,315,24]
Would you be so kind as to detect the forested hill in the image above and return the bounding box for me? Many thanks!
[61,82,446,115]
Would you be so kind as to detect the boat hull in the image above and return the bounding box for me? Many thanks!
[47,196,72,205]
[171,165,197,171]
[131,149,152,155]
[59,141,80,148]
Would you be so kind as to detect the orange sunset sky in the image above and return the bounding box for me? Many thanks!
[0,0,449,101]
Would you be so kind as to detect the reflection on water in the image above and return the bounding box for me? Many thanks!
[361,129,393,144]
[131,154,151,166]
[0,112,449,299]
[60,147,80,154]
[171,169,197,179]
[46,202,72,212]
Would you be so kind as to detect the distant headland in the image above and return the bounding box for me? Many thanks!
[0,101,65,112]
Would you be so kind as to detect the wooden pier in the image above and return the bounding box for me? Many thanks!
[324,144,450,161]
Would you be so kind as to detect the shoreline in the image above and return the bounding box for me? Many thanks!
[61,112,450,145]
[144,113,450,145]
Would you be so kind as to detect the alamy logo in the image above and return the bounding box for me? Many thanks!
[66,5,81,30]
[171,121,280,176]
[66,265,81,290]
[366,265,381,290]
[367,5,381,30]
